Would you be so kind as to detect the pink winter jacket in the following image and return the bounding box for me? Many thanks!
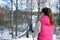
[38,15,55,40]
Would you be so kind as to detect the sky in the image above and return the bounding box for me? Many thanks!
[0,0,59,13]
[0,0,28,10]
[0,0,38,12]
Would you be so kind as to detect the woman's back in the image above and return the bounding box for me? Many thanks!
[38,15,54,40]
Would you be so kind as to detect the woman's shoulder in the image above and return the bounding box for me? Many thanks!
[42,15,49,18]
[40,15,51,26]
[40,15,49,21]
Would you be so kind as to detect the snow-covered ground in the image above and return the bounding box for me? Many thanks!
[0,29,59,40]
[14,34,56,40]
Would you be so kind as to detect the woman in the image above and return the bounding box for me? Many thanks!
[37,7,55,40]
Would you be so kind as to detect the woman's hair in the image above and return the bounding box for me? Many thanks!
[42,7,55,25]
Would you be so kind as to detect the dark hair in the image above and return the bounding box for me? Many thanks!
[42,7,55,25]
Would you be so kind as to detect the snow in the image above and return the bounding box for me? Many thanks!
[14,34,56,40]
[0,29,12,40]
[0,29,58,40]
